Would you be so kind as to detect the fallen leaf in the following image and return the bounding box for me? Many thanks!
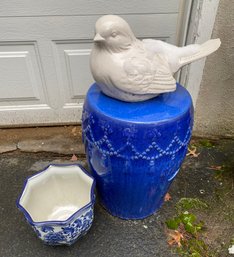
[164,193,172,202]
[167,230,184,247]
[186,146,200,158]
[207,165,223,171]
[70,154,78,161]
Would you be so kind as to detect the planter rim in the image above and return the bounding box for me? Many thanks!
[16,163,96,226]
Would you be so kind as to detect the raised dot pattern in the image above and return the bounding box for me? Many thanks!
[82,110,192,161]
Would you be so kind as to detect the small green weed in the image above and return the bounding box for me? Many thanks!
[176,198,208,213]
[198,139,215,148]
[166,198,214,257]
[166,211,203,236]
[178,238,215,257]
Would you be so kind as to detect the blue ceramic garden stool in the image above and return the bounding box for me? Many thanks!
[82,83,193,219]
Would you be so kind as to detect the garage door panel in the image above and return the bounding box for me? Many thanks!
[0,42,48,106]
[64,49,92,99]
[0,0,180,17]
[53,41,93,106]
[0,2,188,126]
[0,14,177,42]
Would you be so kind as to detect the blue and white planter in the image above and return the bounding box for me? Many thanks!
[82,83,193,219]
[17,164,95,245]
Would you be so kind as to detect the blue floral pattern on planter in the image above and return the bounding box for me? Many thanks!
[44,232,65,244]
[32,207,94,245]
[41,226,54,233]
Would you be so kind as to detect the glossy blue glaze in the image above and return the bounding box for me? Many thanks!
[82,83,193,219]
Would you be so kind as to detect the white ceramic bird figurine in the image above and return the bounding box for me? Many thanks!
[90,15,221,102]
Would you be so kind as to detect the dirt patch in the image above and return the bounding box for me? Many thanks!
[0,125,84,154]
[0,125,82,142]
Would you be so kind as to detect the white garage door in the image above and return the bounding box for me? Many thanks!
[0,0,190,126]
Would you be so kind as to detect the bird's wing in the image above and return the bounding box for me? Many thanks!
[143,38,221,73]
[143,39,182,72]
[121,55,176,95]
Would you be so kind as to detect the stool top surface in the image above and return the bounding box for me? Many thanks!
[86,83,193,123]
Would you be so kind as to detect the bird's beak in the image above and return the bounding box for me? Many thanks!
[94,33,105,42]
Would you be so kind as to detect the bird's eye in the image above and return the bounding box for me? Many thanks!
[111,32,117,38]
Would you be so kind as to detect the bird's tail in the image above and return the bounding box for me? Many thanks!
[179,38,221,67]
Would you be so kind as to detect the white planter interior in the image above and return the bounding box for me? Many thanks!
[19,165,93,222]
